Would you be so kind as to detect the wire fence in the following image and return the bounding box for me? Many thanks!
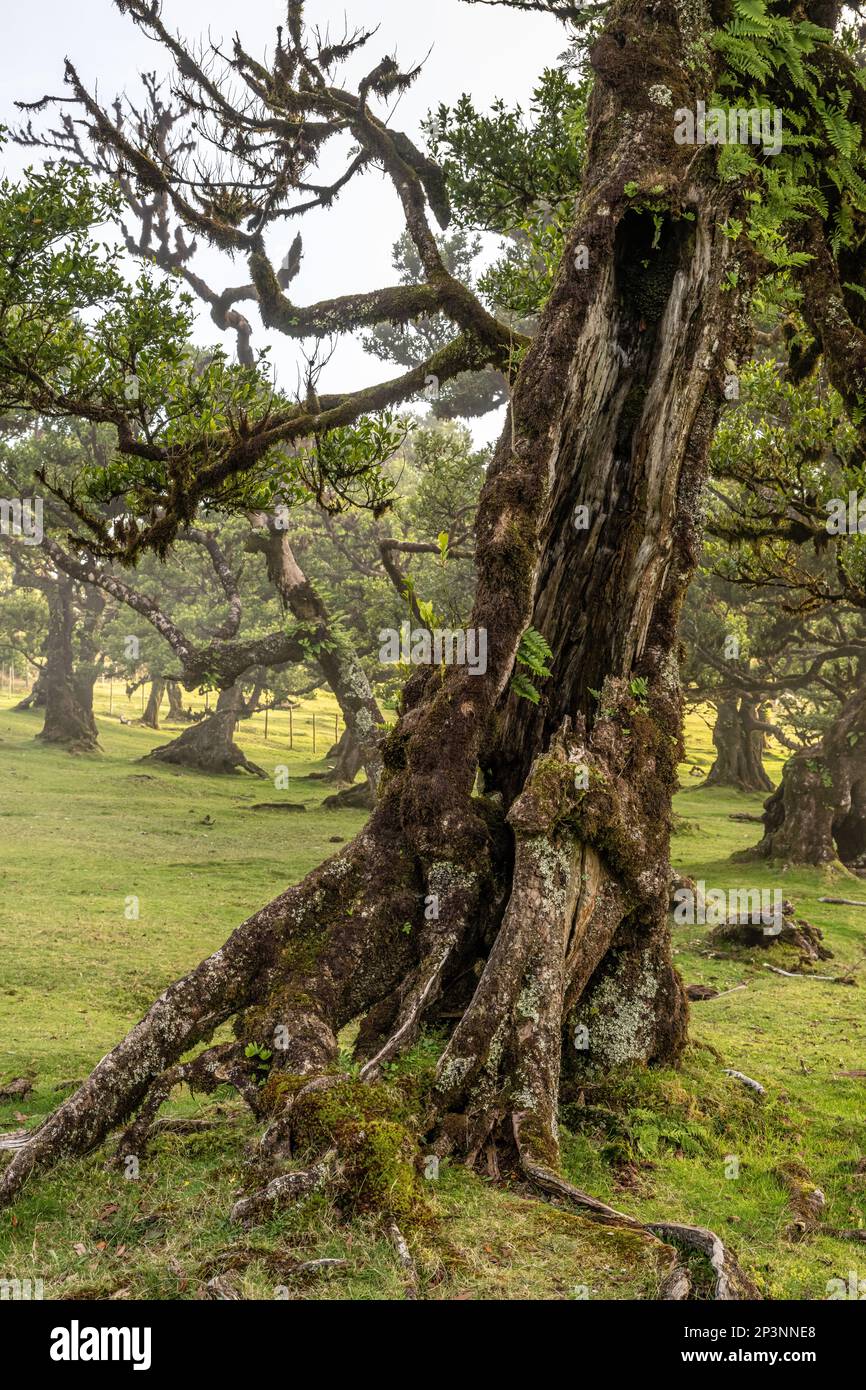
[2,667,345,756]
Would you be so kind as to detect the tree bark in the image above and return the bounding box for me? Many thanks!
[315,727,373,812]
[36,579,100,752]
[142,681,266,777]
[139,678,166,730]
[703,696,773,792]
[314,727,364,784]
[742,685,866,866]
[166,680,189,721]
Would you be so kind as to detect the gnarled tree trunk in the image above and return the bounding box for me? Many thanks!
[250,524,386,794]
[703,695,773,792]
[742,685,866,866]
[0,0,757,1297]
[166,679,192,722]
[12,665,46,711]
[138,677,166,730]
[319,726,363,784]
[36,579,100,752]
[142,680,266,777]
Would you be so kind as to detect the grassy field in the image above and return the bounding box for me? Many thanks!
[0,692,863,1300]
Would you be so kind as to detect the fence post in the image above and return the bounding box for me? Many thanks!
[312,714,317,754]
[288,707,293,750]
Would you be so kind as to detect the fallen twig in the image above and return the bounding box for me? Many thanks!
[724,1069,766,1096]
[705,984,748,1002]
[387,1220,419,1300]
[763,964,856,984]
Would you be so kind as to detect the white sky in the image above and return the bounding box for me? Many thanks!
[0,0,564,444]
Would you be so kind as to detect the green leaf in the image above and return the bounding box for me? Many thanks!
[510,672,541,704]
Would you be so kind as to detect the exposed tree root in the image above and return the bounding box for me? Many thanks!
[0,1131,28,1152]
[724,1069,766,1096]
[0,711,758,1302]
[0,875,294,1205]
[230,1154,337,1226]
[0,713,722,1301]
[763,964,856,983]
[200,1245,349,1283]
[645,1220,760,1301]
[659,1263,692,1300]
[321,780,374,811]
[12,671,46,711]
[145,737,266,778]
[111,1044,263,1167]
[143,683,267,777]
[515,1133,759,1301]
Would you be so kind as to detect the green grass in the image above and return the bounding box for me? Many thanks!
[0,697,863,1299]
[0,688,363,1082]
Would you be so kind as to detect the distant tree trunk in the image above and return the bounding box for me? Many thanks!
[309,727,371,806]
[72,588,105,732]
[13,666,46,711]
[142,680,266,776]
[36,579,100,752]
[240,678,265,720]
[139,678,166,730]
[703,696,773,792]
[742,686,866,866]
[166,681,190,721]
[251,526,386,793]
[319,727,363,784]
[321,779,374,811]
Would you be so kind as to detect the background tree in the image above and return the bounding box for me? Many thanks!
[705,357,866,864]
[0,550,49,710]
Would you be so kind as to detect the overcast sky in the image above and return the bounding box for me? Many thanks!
[0,1,563,444]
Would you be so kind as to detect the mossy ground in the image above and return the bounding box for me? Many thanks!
[0,694,863,1299]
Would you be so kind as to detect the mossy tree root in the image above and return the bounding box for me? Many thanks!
[515,1131,760,1301]
[110,1042,264,1168]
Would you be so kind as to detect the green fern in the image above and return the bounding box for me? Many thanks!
[511,626,553,705]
